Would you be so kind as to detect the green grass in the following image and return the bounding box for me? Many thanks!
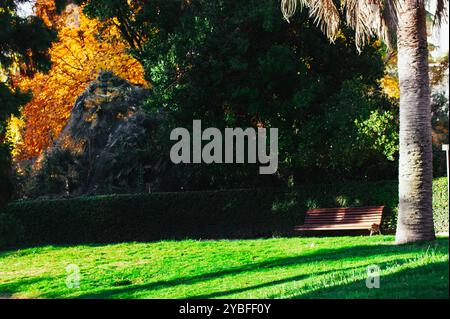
[0,236,448,299]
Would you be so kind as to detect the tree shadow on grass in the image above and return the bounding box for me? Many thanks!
[291,260,449,299]
[74,238,448,299]
[0,244,92,258]
[184,256,440,299]
[0,276,51,298]
[185,262,384,299]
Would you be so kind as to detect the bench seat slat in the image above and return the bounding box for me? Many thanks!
[297,224,377,228]
[305,211,382,215]
[304,217,381,221]
[299,222,378,226]
[304,218,381,223]
[306,209,382,214]
[307,206,383,212]
[296,226,376,230]
[304,216,383,221]
[306,215,381,218]
[304,224,381,226]
[303,222,380,226]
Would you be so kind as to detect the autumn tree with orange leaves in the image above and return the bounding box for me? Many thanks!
[8,1,146,160]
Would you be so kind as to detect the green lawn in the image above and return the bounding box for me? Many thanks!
[0,236,448,299]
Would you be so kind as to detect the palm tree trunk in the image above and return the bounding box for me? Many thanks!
[396,0,435,244]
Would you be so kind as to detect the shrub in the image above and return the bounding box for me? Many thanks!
[2,178,448,247]
[0,213,24,249]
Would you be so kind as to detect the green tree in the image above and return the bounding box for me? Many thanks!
[0,0,55,208]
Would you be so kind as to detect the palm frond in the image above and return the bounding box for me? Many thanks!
[433,0,448,28]
[281,0,307,22]
[342,0,398,51]
[308,0,341,42]
[380,0,399,49]
[281,0,340,42]
[342,0,376,50]
[280,0,399,52]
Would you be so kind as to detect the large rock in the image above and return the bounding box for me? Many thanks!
[29,71,164,197]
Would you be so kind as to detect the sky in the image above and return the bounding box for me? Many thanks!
[16,1,34,18]
[428,0,450,57]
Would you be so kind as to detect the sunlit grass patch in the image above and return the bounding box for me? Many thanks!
[0,236,448,299]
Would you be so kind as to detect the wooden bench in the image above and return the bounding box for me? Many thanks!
[295,206,384,236]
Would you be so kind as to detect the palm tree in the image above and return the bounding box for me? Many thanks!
[281,0,448,244]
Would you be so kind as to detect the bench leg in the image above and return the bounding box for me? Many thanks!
[370,229,382,236]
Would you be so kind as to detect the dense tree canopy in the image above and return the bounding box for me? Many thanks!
[3,0,404,195]
[66,0,399,189]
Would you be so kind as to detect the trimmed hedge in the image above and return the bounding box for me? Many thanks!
[1,178,448,247]
[0,213,24,249]
[433,178,449,234]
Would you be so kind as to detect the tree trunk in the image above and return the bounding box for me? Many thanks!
[396,0,435,244]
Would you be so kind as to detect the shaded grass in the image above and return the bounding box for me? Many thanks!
[0,236,448,299]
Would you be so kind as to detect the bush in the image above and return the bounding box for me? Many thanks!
[2,178,448,247]
[0,213,24,249]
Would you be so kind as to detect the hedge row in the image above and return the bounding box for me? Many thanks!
[432,178,449,234]
[1,178,448,247]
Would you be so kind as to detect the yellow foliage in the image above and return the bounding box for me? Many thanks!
[5,115,26,159]
[11,4,147,160]
[380,50,400,100]
[380,75,400,99]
